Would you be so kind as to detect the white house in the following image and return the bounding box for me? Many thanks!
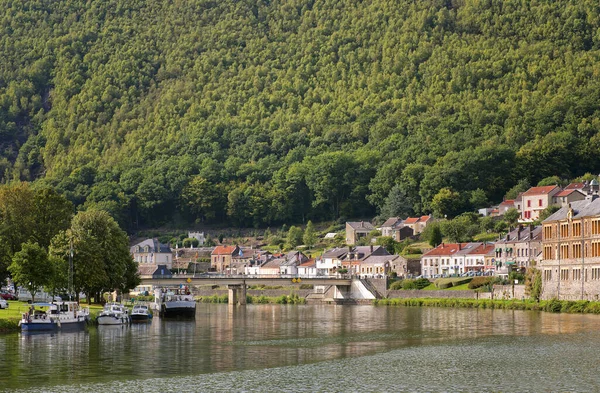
[131,239,172,269]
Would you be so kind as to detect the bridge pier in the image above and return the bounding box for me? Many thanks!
[227,283,246,305]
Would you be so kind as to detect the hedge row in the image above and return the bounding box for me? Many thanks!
[434,277,472,289]
[468,277,493,290]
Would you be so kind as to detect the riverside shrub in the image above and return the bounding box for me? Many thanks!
[401,278,431,290]
[435,277,472,289]
[389,280,404,290]
[468,277,492,289]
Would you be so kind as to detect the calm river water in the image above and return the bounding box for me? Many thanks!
[2,304,600,392]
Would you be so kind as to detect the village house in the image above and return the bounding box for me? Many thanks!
[247,251,308,276]
[131,238,173,269]
[462,243,495,273]
[210,245,240,273]
[498,199,516,215]
[540,195,600,300]
[357,254,399,278]
[387,255,421,278]
[493,225,542,276]
[345,221,375,245]
[448,243,483,275]
[318,245,387,276]
[342,245,389,277]
[421,243,468,278]
[553,188,586,207]
[392,226,414,241]
[317,248,349,275]
[297,259,319,277]
[380,217,403,237]
[402,215,432,235]
[520,185,561,222]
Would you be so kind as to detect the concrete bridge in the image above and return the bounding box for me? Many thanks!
[139,275,383,305]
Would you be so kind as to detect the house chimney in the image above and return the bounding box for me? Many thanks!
[370,244,373,253]
[458,243,462,250]
[360,221,364,227]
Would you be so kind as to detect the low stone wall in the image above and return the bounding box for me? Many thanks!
[194,289,312,298]
[387,290,479,299]
[386,285,527,300]
[491,285,526,300]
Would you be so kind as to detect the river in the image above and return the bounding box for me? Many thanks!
[1,304,600,392]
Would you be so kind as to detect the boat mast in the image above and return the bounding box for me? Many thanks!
[69,238,74,301]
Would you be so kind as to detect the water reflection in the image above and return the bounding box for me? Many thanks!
[2,305,600,391]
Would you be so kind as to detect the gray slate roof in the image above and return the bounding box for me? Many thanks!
[496,226,542,243]
[322,248,349,259]
[453,242,483,256]
[131,238,171,254]
[544,198,600,222]
[381,217,402,228]
[360,254,400,265]
[347,221,375,230]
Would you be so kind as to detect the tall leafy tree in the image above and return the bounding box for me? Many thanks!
[50,209,139,302]
[286,226,304,249]
[303,220,317,249]
[9,242,53,303]
[0,182,36,282]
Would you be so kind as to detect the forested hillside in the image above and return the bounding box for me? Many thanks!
[1,0,600,229]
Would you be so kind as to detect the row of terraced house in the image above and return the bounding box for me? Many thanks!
[425,182,600,300]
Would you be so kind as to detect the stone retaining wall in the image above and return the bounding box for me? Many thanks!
[194,289,312,298]
[387,290,480,299]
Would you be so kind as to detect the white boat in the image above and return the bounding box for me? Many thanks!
[130,304,152,322]
[154,288,196,318]
[19,302,90,332]
[96,303,130,325]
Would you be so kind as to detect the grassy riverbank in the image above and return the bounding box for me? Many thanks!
[0,302,108,332]
[373,297,600,314]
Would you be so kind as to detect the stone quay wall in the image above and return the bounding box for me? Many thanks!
[194,289,313,298]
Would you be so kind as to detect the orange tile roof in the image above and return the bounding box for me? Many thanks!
[299,259,316,267]
[423,243,469,257]
[419,215,431,222]
[565,182,585,189]
[555,189,577,197]
[522,185,560,196]
[499,199,515,206]
[211,246,237,255]
[404,217,419,224]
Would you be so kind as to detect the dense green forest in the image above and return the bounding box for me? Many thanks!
[1,0,600,230]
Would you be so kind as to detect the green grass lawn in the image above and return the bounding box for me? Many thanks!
[402,254,423,259]
[447,283,471,290]
[0,301,106,321]
[0,301,30,320]
[474,232,499,242]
